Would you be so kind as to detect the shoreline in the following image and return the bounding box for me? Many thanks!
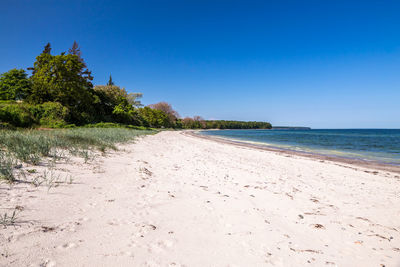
[186,130,400,174]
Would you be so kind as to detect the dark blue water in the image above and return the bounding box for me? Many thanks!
[201,129,400,165]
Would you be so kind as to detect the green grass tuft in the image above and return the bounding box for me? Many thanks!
[0,127,156,181]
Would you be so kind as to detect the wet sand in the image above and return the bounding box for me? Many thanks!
[188,130,400,174]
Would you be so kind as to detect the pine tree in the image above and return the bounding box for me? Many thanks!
[28,43,52,75]
[68,41,81,58]
[107,74,114,86]
[43,42,51,54]
[67,41,93,85]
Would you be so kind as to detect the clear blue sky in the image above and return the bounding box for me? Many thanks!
[1,0,399,128]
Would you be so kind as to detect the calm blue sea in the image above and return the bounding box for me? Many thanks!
[200,129,400,165]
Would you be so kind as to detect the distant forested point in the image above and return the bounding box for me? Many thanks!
[180,118,271,129]
[0,42,271,130]
[272,126,311,130]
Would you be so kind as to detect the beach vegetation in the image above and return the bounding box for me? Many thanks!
[0,41,271,130]
[148,102,179,123]
[0,127,156,184]
[0,69,31,101]
[0,128,155,164]
[180,117,271,129]
[0,151,16,182]
[0,209,19,227]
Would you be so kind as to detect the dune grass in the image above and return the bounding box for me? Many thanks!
[0,127,156,182]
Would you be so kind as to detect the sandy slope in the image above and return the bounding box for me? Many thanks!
[0,131,399,267]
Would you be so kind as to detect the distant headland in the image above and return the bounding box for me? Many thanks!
[272,126,311,130]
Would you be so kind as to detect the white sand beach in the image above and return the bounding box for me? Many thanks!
[1,131,399,267]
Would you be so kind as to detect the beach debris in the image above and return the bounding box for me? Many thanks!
[139,167,153,177]
[368,234,392,241]
[41,226,56,232]
[304,211,326,216]
[199,185,208,191]
[292,187,300,193]
[356,216,371,222]
[312,224,325,229]
[298,214,304,219]
[290,247,322,254]
[286,193,294,200]
[15,205,24,211]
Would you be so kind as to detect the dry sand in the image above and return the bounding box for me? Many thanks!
[0,131,399,267]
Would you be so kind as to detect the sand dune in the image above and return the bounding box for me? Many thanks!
[1,131,399,266]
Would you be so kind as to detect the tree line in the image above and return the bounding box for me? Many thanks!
[0,42,271,130]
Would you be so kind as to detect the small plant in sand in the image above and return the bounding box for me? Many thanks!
[0,209,20,227]
[0,151,17,183]
[31,170,74,191]
[41,170,61,192]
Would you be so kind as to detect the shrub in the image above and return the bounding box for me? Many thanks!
[0,122,16,130]
[35,102,69,127]
[0,102,35,127]
[112,103,142,125]
[0,101,70,128]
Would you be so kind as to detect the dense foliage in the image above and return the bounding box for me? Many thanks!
[0,69,31,100]
[180,117,271,129]
[28,44,96,124]
[0,42,271,129]
[0,101,69,128]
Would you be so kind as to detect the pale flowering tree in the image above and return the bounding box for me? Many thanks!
[148,102,179,122]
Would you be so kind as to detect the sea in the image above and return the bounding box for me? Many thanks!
[200,129,400,165]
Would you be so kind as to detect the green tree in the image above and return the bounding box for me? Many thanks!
[28,43,96,124]
[93,85,142,123]
[68,41,81,59]
[43,42,51,54]
[139,106,171,128]
[107,75,114,86]
[0,69,31,100]
[148,102,179,123]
